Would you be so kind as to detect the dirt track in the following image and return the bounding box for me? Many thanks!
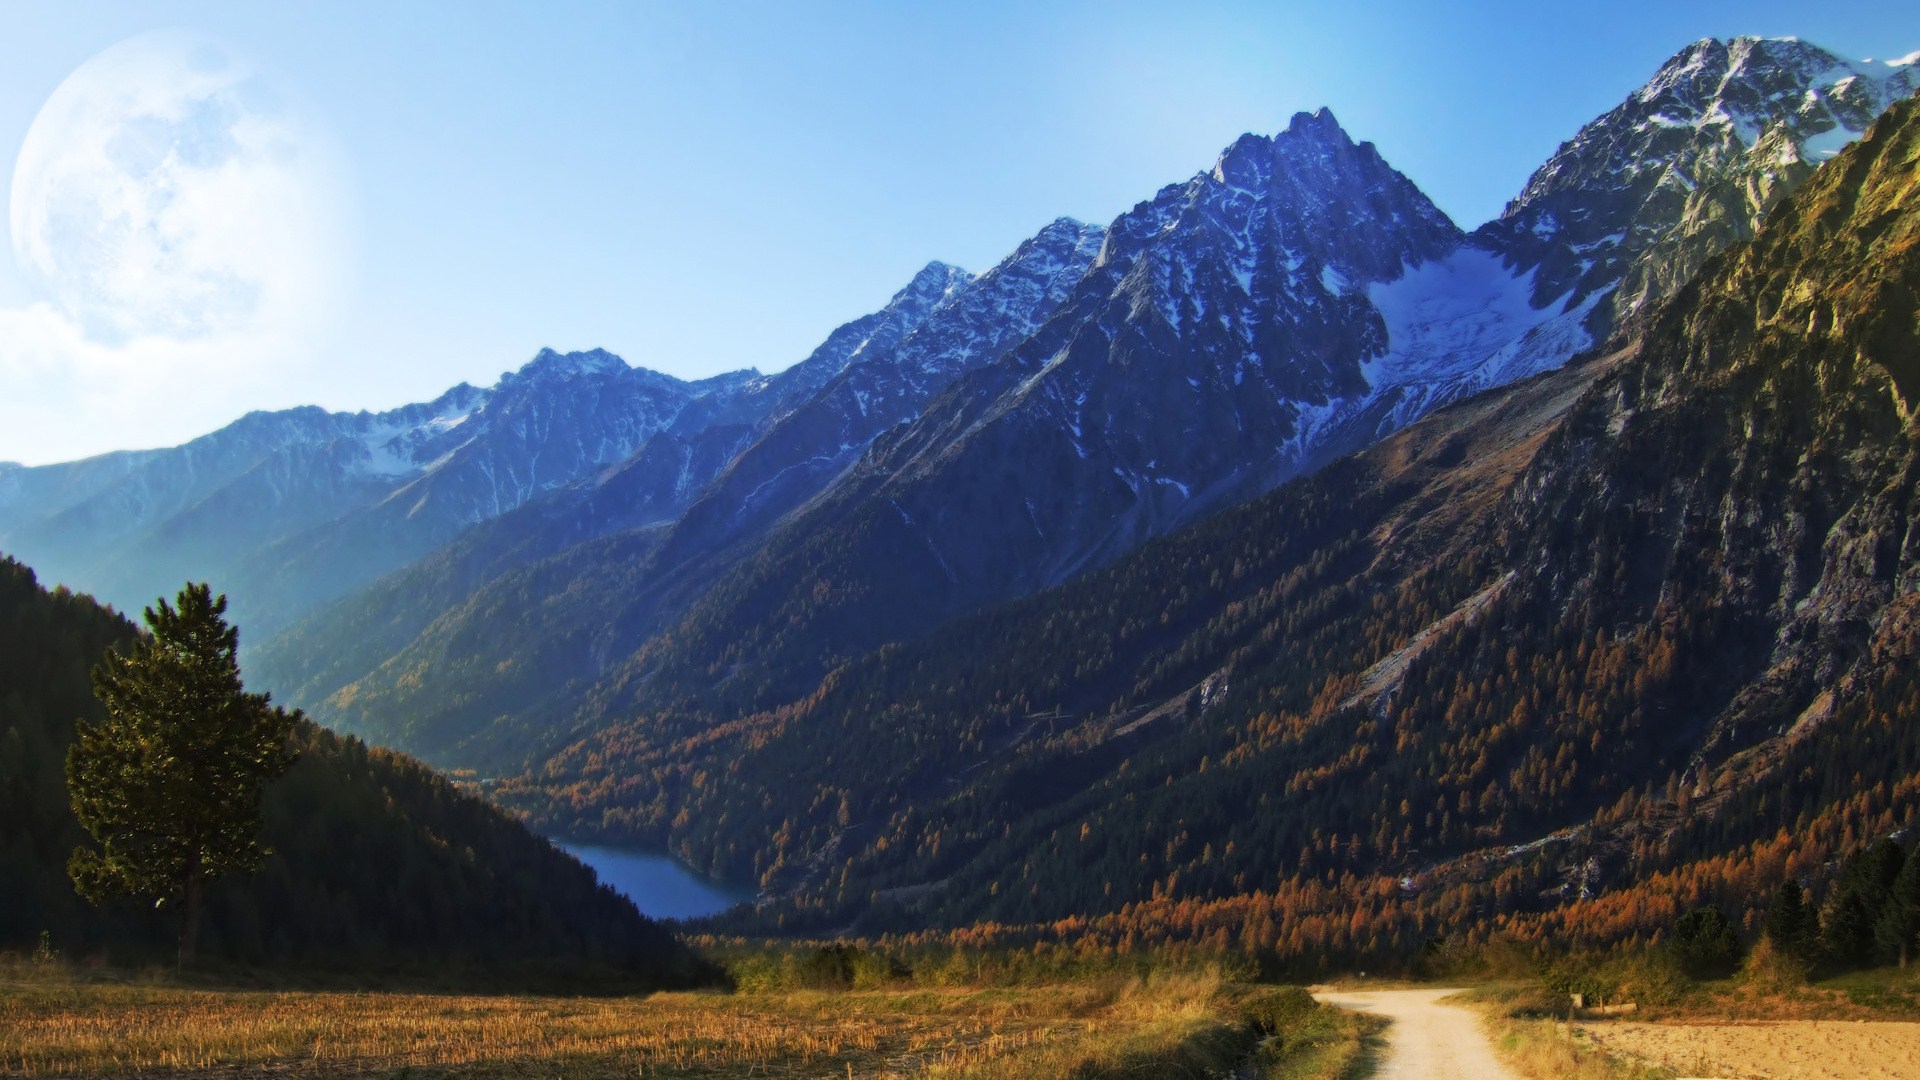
[1314,987,1521,1080]
[1580,1018,1920,1080]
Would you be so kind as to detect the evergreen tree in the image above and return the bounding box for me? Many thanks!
[1671,904,1742,977]
[1855,839,1907,917]
[66,584,299,965]
[1877,843,1920,969]
[1763,879,1817,961]
[1823,889,1877,968]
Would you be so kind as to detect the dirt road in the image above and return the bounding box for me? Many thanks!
[1581,1018,1920,1079]
[1314,987,1522,1080]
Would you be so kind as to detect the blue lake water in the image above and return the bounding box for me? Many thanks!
[560,842,752,921]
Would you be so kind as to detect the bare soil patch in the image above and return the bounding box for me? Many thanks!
[1580,1018,1920,1080]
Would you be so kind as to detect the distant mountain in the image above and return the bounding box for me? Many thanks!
[0,383,484,617]
[0,555,711,981]
[514,95,1920,958]
[0,263,969,638]
[652,218,1107,572]
[256,221,1100,763]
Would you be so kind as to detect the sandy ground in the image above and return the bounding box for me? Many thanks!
[1580,1019,1920,1080]
[1314,987,1522,1080]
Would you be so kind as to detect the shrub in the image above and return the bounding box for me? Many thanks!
[1741,934,1812,990]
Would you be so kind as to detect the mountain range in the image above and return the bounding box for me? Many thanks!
[3,34,1918,945]
[522,88,1920,952]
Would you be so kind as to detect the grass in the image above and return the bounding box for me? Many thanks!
[1462,983,1674,1080]
[0,959,1371,1079]
[1663,963,1920,1022]
[1487,1017,1676,1080]
[1250,989,1383,1080]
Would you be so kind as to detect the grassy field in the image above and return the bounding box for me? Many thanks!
[0,961,1373,1079]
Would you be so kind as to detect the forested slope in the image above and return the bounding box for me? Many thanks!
[0,556,710,983]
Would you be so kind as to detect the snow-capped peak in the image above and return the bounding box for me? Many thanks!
[1484,34,1918,326]
[515,347,632,380]
[899,261,973,307]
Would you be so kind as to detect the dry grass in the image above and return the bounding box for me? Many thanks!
[0,963,1360,1079]
[1489,1018,1676,1080]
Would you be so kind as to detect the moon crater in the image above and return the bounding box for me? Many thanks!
[9,31,343,349]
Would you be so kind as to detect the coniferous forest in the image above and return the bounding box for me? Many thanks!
[0,555,711,984]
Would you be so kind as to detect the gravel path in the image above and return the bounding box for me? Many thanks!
[1314,987,1522,1080]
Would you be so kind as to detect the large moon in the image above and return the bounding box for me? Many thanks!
[9,31,344,350]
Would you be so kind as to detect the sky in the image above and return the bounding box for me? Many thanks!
[0,0,1916,465]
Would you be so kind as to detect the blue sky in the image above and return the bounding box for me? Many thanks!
[1,0,1916,464]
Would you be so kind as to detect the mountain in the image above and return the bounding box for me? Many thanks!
[0,385,483,617]
[9,34,1918,913]
[470,38,1917,766]
[0,555,711,981]
[512,95,1920,958]
[242,36,1920,785]
[254,222,1100,763]
[0,263,969,639]
[651,218,1107,571]
[1481,36,1919,330]
[533,109,1470,728]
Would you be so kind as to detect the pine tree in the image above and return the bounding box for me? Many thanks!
[1671,904,1742,977]
[1822,888,1877,968]
[1876,843,1920,969]
[1763,879,1817,961]
[65,584,300,966]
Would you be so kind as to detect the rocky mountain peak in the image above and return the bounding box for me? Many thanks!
[1282,105,1346,139]
[508,346,638,385]
[1151,106,1459,306]
[897,260,973,309]
[1480,34,1918,328]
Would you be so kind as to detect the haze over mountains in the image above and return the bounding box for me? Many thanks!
[3,34,1919,943]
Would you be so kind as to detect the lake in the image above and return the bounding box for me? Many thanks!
[559,842,753,921]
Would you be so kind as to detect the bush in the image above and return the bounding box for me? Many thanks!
[1545,950,1693,1008]
[1742,934,1812,991]
[1241,984,1317,1034]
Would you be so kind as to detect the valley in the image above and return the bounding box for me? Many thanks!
[6,16,1920,1080]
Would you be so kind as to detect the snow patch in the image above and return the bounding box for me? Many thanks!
[1797,123,1861,161]
[1363,247,1565,391]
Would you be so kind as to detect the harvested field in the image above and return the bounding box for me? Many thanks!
[1579,1018,1920,1080]
[0,966,1367,1079]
